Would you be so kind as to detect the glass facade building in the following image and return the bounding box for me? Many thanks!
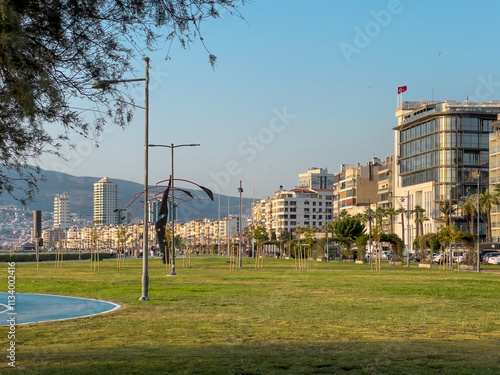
[395,101,500,204]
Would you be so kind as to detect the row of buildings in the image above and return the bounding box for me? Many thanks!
[46,99,500,253]
[52,177,128,231]
[252,100,500,251]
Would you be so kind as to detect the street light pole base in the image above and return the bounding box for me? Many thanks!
[139,296,150,301]
[168,272,177,276]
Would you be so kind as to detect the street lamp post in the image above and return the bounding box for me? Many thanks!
[238,181,244,269]
[149,143,200,276]
[393,192,411,267]
[92,57,150,301]
[476,170,481,273]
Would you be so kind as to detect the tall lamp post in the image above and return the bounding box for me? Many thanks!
[476,169,481,273]
[393,192,411,267]
[150,143,200,276]
[92,57,151,301]
[238,181,244,268]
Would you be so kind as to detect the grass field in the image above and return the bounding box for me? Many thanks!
[1,257,500,374]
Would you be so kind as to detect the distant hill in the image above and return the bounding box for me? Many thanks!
[0,169,254,222]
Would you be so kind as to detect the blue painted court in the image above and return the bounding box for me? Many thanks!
[0,292,121,325]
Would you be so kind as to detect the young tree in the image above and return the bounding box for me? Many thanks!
[279,229,293,258]
[0,0,245,202]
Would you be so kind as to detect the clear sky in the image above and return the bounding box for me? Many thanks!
[40,0,500,200]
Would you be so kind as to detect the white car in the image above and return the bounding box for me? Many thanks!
[381,251,392,260]
[484,252,500,263]
[433,253,445,263]
[487,254,500,265]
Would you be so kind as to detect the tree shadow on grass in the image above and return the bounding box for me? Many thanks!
[20,340,500,375]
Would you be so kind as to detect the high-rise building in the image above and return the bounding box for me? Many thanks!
[53,192,71,230]
[93,177,118,225]
[394,100,500,247]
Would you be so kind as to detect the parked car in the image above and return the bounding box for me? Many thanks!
[433,253,445,263]
[487,254,500,265]
[483,252,500,263]
[381,251,392,260]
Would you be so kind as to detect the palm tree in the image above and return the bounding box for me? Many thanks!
[385,206,400,234]
[338,209,350,219]
[360,208,375,231]
[412,205,428,237]
[480,189,495,242]
[375,206,387,230]
[439,201,456,227]
[461,196,477,235]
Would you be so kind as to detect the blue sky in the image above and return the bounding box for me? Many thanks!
[40,0,500,200]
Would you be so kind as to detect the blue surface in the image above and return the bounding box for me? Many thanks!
[0,293,121,325]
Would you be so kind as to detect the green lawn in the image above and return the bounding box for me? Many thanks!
[1,257,500,374]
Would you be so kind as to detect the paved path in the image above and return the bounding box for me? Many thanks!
[0,293,121,325]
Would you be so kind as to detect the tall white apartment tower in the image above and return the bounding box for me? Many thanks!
[93,177,118,225]
[54,192,72,230]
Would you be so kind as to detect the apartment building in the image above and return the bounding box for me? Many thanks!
[93,177,118,225]
[394,100,500,247]
[252,187,333,236]
[177,216,239,246]
[53,192,72,230]
[298,167,335,190]
[332,158,381,217]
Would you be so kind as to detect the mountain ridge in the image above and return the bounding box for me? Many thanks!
[0,168,254,222]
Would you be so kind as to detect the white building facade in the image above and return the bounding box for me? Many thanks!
[54,192,72,230]
[298,167,335,190]
[252,187,333,236]
[93,177,118,225]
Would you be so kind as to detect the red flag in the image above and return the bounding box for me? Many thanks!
[398,86,407,94]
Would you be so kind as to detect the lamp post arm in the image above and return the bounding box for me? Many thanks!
[92,77,145,89]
